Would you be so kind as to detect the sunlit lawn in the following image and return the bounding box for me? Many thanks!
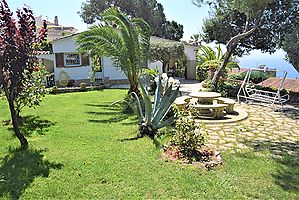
[0,89,297,199]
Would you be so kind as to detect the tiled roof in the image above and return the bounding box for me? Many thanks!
[259,77,299,92]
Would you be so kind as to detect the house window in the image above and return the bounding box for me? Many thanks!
[64,53,81,66]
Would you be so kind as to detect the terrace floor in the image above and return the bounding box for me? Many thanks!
[202,103,299,158]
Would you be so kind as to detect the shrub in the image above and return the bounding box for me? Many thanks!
[228,71,272,84]
[50,86,59,94]
[14,67,48,118]
[166,110,205,162]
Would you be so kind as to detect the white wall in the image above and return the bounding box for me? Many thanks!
[52,37,79,53]
[148,61,163,74]
[103,57,127,80]
[53,36,93,81]
[55,66,92,81]
[184,45,197,60]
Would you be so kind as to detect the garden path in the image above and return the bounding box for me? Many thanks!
[202,103,299,158]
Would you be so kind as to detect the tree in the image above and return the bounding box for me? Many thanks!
[189,33,201,46]
[281,28,299,72]
[193,0,299,91]
[0,1,47,148]
[164,20,184,41]
[14,67,48,119]
[76,7,151,95]
[149,41,186,73]
[79,0,184,41]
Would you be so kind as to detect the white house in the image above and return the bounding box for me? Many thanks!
[38,34,197,87]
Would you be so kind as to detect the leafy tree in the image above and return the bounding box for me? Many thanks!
[281,28,299,72]
[14,67,48,119]
[164,20,184,41]
[0,1,47,148]
[149,41,186,73]
[193,0,299,91]
[76,7,151,95]
[189,33,201,46]
[79,0,184,41]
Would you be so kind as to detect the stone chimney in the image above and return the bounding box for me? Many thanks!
[54,16,58,26]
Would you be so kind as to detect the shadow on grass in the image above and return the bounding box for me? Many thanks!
[241,139,299,193]
[86,111,122,116]
[88,115,128,124]
[0,147,63,199]
[8,115,56,137]
[118,136,141,142]
[86,102,136,124]
[84,103,121,111]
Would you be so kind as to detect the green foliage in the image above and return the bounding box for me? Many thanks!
[49,86,58,94]
[90,55,102,84]
[189,33,201,46]
[281,28,299,72]
[79,0,184,40]
[203,79,239,97]
[134,76,179,139]
[149,41,185,63]
[76,7,151,94]
[141,68,159,80]
[196,0,299,57]
[196,45,239,81]
[164,20,184,41]
[228,71,272,84]
[0,90,298,199]
[149,41,186,73]
[14,66,48,118]
[167,109,205,161]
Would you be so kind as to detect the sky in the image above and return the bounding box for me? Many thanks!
[7,0,299,78]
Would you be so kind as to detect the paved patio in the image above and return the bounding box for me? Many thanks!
[202,103,299,158]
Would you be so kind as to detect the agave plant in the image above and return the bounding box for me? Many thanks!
[132,77,179,139]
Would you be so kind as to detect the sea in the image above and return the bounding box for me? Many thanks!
[238,49,299,79]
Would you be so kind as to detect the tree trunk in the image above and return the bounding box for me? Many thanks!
[210,47,235,91]
[210,19,261,91]
[8,97,28,148]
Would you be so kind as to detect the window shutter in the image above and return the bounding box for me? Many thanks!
[81,53,90,66]
[55,53,64,67]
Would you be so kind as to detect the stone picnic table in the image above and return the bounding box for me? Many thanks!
[188,92,227,118]
[189,92,221,104]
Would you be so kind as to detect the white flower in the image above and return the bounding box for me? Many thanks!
[168,77,174,84]
[162,73,168,79]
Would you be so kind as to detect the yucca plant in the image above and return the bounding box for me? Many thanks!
[132,77,179,139]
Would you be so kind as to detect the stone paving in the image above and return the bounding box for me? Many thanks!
[201,103,299,158]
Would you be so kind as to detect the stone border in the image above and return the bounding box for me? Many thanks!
[195,108,248,124]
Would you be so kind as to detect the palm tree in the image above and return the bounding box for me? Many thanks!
[196,45,239,81]
[76,7,152,95]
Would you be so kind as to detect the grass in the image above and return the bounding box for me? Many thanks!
[0,89,298,199]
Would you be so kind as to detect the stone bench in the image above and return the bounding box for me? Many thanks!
[174,96,192,110]
[215,97,236,114]
[192,104,227,118]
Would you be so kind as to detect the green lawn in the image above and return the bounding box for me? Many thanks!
[0,90,297,199]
